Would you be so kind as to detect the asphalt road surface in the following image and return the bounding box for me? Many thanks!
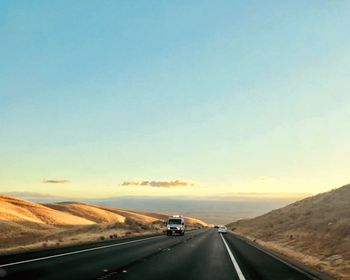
[0,229,332,280]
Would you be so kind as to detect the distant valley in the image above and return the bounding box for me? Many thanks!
[3,192,308,224]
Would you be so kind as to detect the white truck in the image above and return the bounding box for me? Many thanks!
[166,215,185,236]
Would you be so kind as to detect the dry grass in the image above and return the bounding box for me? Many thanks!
[0,195,94,226]
[44,202,126,223]
[0,195,207,255]
[227,184,350,280]
[184,216,208,227]
[95,206,159,223]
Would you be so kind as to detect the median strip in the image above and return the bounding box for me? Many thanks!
[220,233,246,280]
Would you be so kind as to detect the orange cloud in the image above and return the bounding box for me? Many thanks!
[120,180,197,188]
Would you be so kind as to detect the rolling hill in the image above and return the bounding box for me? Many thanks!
[0,195,207,254]
[227,184,350,280]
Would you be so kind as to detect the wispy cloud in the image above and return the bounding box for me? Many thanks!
[257,176,271,181]
[120,180,197,188]
[43,179,69,184]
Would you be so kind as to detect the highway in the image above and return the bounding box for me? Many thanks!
[0,229,332,280]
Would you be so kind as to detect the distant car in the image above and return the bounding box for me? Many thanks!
[218,226,227,234]
[166,215,185,236]
[214,225,219,228]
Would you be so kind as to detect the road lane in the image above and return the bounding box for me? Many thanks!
[0,233,164,266]
[220,233,246,280]
[223,233,331,280]
[0,229,210,280]
[116,228,238,280]
[0,235,163,268]
[0,229,333,280]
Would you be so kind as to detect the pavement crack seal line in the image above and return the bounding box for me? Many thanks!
[220,233,246,280]
[0,235,164,268]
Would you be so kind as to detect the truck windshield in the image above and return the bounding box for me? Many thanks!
[168,219,182,224]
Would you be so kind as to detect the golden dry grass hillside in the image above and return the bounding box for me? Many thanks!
[0,195,207,255]
[227,184,350,280]
[44,202,126,223]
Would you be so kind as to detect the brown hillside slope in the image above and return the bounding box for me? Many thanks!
[98,208,208,227]
[0,195,207,255]
[227,184,350,280]
[0,195,94,249]
[44,203,207,227]
[44,202,126,223]
[95,206,159,223]
[0,195,94,226]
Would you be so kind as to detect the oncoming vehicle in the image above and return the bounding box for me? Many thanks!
[218,226,227,234]
[166,215,185,236]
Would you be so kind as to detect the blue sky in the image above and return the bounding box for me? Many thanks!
[1,1,350,197]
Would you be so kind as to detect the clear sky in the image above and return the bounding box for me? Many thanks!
[1,1,350,198]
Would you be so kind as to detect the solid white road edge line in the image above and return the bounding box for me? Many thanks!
[220,233,246,280]
[0,235,163,268]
